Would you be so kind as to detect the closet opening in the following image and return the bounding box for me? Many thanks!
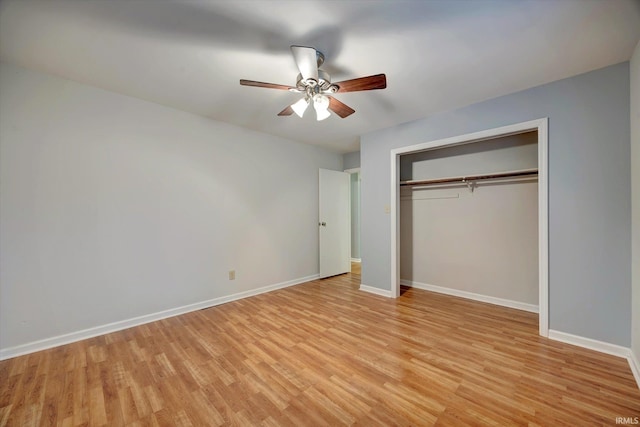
[390,119,548,337]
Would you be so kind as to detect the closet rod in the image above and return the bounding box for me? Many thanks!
[400,168,538,187]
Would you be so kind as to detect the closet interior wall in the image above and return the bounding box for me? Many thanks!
[400,131,539,308]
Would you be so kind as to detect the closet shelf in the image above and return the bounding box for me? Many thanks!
[400,168,538,187]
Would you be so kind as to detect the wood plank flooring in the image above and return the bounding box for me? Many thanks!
[1,268,639,426]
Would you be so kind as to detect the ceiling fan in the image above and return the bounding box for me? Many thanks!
[240,45,387,121]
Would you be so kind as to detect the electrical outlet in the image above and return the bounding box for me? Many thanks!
[384,204,391,214]
[228,270,235,280]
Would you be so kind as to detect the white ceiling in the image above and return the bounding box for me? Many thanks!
[1,0,639,153]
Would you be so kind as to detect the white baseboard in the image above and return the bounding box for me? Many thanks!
[546,330,639,390]
[547,330,631,358]
[359,284,393,298]
[548,330,639,390]
[350,258,361,263]
[629,351,640,389]
[0,274,318,361]
[400,279,539,313]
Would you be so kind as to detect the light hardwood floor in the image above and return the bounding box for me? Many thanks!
[1,268,639,426]
[350,261,361,276]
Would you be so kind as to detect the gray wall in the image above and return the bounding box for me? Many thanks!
[631,41,640,362]
[361,62,631,346]
[400,133,538,306]
[0,62,343,352]
[343,151,361,170]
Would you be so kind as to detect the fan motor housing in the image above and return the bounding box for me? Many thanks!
[296,70,336,93]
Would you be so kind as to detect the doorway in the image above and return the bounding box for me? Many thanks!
[390,118,549,337]
[345,168,361,274]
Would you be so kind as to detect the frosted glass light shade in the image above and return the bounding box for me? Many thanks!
[291,97,310,118]
[313,95,330,121]
[315,107,330,121]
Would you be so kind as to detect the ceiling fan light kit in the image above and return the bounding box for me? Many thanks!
[240,45,387,121]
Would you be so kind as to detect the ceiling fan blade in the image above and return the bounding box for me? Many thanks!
[240,79,296,91]
[290,45,318,81]
[277,105,294,116]
[334,74,387,93]
[328,97,355,118]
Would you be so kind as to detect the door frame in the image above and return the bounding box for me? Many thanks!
[389,118,549,337]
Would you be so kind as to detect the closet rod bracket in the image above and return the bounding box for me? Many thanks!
[463,178,475,193]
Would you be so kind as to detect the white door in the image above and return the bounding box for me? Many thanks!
[319,169,351,278]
